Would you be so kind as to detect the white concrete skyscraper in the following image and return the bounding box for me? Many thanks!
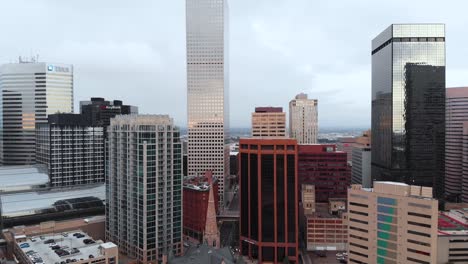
[186,0,229,207]
[0,61,73,165]
[289,93,318,144]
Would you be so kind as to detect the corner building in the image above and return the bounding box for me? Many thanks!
[186,0,230,208]
[347,182,438,264]
[106,115,183,263]
[371,24,445,198]
[239,138,298,263]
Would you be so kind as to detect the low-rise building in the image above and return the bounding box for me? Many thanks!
[303,202,348,252]
[437,209,468,264]
[12,230,117,264]
[183,172,219,243]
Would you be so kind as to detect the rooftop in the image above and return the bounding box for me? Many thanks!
[183,175,217,192]
[169,244,239,264]
[1,184,105,218]
[17,230,116,264]
[438,209,468,236]
[0,165,49,193]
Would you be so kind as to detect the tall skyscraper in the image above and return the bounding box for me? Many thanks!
[289,93,318,144]
[36,113,104,186]
[251,107,286,137]
[371,24,446,198]
[347,182,438,264]
[0,61,73,165]
[239,138,298,263]
[106,115,183,262]
[445,87,468,202]
[186,0,230,208]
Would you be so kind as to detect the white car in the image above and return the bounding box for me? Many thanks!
[336,253,343,258]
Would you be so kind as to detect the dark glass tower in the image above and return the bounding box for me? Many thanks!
[239,138,298,263]
[371,24,445,198]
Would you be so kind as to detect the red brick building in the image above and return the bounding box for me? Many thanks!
[298,144,350,202]
[239,138,299,263]
[183,172,219,242]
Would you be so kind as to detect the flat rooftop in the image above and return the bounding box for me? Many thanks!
[438,209,468,235]
[0,165,49,192]
[17,230,113,263]
[183,175,217,191]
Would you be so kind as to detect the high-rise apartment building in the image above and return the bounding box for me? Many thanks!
[347,182,438,264]
[251,107,286,137]
[351,146,371,188]
[0,61,73,165]
[186,0,230,208]
[36,114,104,186]
[298,144,350,202]
[106,115,183,262]
[445,87,468,202]
[239,138,298,263]
[371,24,446,198]
[289,93,318,144]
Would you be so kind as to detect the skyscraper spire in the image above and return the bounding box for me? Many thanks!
[203,171,220,248]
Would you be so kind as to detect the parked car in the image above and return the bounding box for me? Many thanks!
[44,239,55,244]
[20,243,30,248]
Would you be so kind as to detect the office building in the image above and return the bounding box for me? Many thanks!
[0,61,73,165]
[251,107,286,138]
[289,93,318,144]
[371,24,446,198]
[36,114,104,186]
[186,0,230,208]
[239,138,298,263]
[298,144,350,202]
[336,137,356,164]
[80,97,137,135]
[183,172,219,243]
[446,87,468,202]
[351,146,372,187]
[106,115,183,262]
[347,182,438,264]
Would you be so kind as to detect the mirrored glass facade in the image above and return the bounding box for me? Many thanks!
[0,62,73,165]
[186,0,230,208]
[371,24,445,198]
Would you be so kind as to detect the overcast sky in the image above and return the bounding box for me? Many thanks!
[1,0,467,128]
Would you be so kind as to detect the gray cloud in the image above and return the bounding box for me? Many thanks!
[1,0,467,128]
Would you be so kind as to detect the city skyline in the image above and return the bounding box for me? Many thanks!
[1,1,468,128]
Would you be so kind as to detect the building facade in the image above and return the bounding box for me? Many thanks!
[289,93,318,144]
[186,0,230,208]
[36,114,104,186]
[106,115,183,263]
[80,97,138,135]
[0,61,73,165]
[446,87,468,202]
[239,138,298,263]
[437,209,468,264]
[298,144,350,203]
[347,182,438,264]
[251,107,286,138]
[183,173,219,243]
[371,24,446,198]
[351,146,371,188]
